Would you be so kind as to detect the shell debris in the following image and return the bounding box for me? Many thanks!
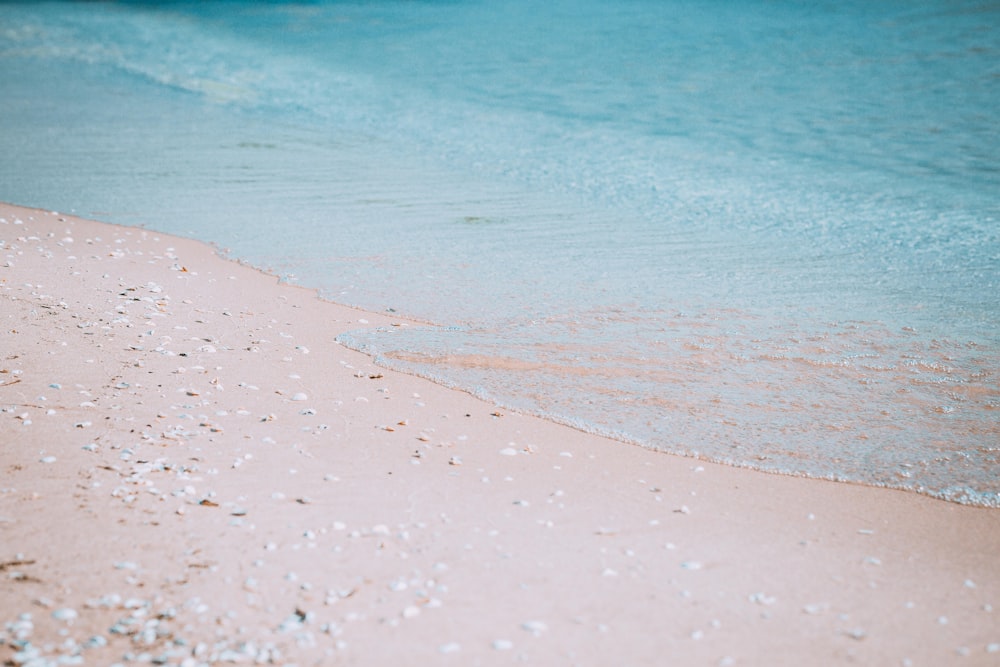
[521,620,548,637]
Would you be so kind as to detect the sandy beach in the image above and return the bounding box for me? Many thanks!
[1,202,997,666]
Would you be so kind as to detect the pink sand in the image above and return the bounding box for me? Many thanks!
[1,203,998,665]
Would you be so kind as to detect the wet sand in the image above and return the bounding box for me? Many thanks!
[1,202,998,666]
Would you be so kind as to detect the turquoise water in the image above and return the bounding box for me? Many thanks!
[1,1,998,504]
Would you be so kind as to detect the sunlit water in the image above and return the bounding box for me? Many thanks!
[1,0,997,504]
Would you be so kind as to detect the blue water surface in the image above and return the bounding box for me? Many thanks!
[1,0,997,504]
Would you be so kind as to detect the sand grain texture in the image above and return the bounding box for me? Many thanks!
[1,203,998,666]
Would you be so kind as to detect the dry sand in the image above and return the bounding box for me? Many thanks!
[1,202,998,666]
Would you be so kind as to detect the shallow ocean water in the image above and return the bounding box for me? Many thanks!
[1,0,997,504]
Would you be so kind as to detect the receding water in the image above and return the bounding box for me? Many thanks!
[1,0,997,504]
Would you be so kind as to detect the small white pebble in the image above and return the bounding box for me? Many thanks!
[439,642,460,654]
[493,639,513,650]
[521,621,547,636]
[291,392,308,401]
[52,608,77,621]
[749,592,777,606]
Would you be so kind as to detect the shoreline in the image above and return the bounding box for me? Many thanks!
[2,202,998,665]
